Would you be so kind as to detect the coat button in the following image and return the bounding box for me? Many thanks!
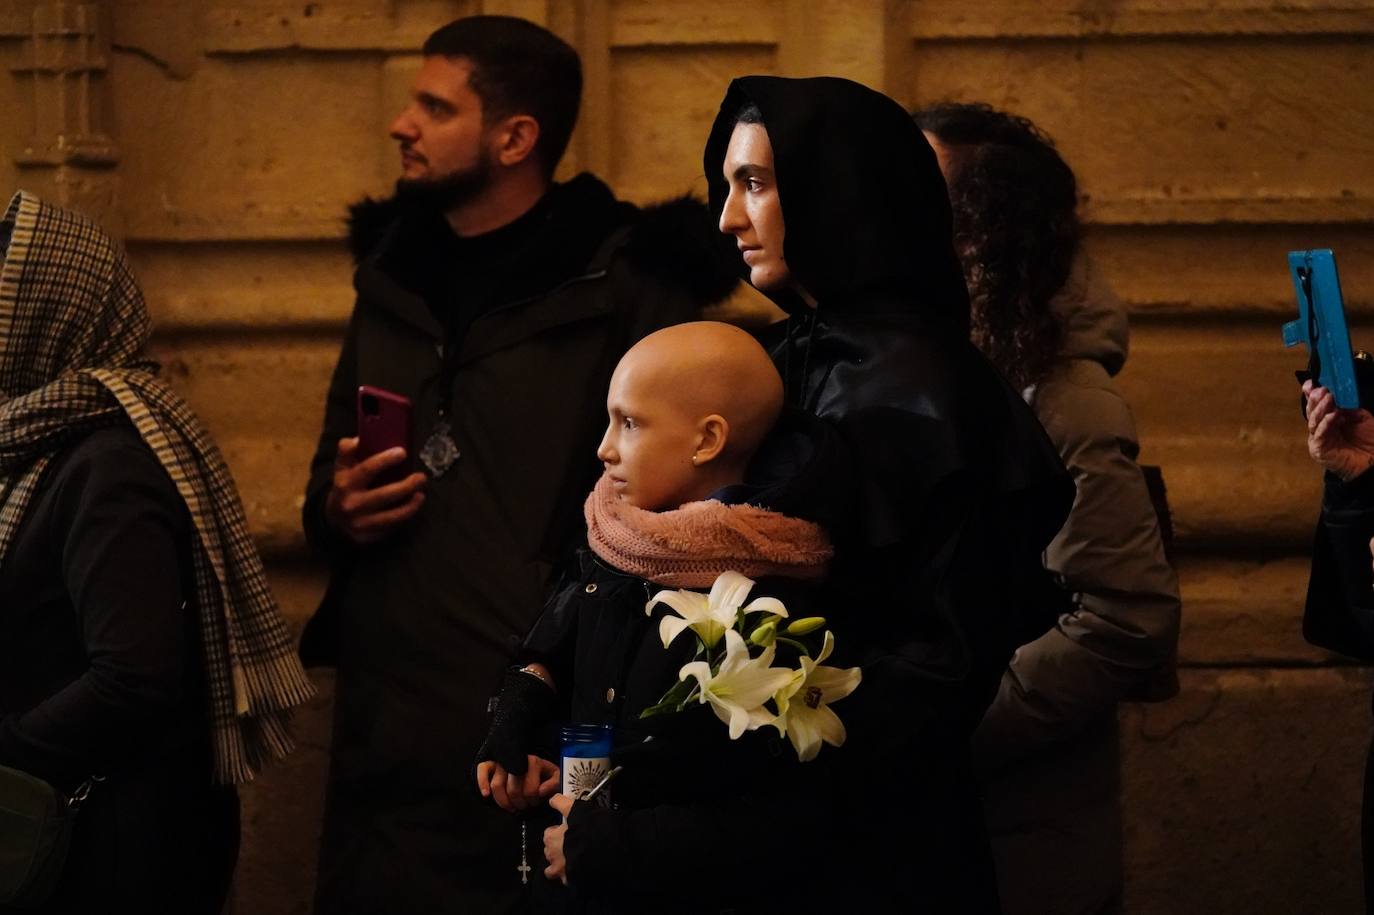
[605,688,616,703]
[584,583,598,594]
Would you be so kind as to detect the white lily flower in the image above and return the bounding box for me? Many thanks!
[774,630,862,762]
[679,630,797,739]
[647,570,788,650]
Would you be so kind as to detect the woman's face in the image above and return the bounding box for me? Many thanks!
[718,121,791,293]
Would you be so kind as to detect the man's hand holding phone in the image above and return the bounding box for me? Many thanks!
[325,436,427,544]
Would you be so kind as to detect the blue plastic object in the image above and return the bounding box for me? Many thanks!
[560,724,613,806]
[1285,249,1360,409]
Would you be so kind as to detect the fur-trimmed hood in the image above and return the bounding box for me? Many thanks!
[345,173,739,309]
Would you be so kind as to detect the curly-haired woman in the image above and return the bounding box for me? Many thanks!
[914,103,1182,915]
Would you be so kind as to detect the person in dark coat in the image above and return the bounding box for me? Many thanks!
[1302,373,1374,912]
[474,322,855,914]
[915,103,1181,915]
[703,77,1075,912]
[302,18,735,914]
[0,193,310,913]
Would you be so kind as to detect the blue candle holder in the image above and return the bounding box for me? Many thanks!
[560,724,614,808]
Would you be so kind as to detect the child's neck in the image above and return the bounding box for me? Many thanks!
[668,466,749,510]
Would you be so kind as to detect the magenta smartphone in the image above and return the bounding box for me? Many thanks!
[356,385,414,484]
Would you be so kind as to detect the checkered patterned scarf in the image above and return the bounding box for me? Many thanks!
[0,190,314,785]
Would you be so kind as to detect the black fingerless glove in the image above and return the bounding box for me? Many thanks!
[475,667,559,776]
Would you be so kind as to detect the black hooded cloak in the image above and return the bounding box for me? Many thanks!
[704,76,1074,912]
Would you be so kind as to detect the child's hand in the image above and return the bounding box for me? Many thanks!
[476,757,560,812]
[543,793,575,885]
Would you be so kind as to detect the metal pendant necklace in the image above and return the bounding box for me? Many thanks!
[422,333,463,478]
[420,412,460,477]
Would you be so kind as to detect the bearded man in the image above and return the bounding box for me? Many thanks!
[301,16,733,913]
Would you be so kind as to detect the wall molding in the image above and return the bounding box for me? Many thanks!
[910,1,1374,40]
[119,193,1374,243]
[0,7,29,38]
[1085,193,1374,226]
[204,7,432,54]
[609,0,780,48]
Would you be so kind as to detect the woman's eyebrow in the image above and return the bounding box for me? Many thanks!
[731,163,771,181]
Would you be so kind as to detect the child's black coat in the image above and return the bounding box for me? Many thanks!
[515,412,848,914]
[523,553,834,915]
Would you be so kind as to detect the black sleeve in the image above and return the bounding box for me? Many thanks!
[1304,469,1374,658]
[835,399,1074,724]
[302,303,362,559]
[0,443,191,786]
[519,574,583,691]
[562,750,827,899]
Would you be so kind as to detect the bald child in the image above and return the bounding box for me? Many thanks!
[474,321,839,909]
[596,321,784,512]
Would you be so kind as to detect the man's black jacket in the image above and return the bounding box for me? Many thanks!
[303,174,735,915]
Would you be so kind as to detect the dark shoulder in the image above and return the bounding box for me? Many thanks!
[346,180,736,308]
[822,316,998,422]
[609,195,739,307]
[345,196,404,264]
[46,425,185,525]
[842,315,974,368]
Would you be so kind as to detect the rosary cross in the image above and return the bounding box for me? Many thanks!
[518,820,532,884]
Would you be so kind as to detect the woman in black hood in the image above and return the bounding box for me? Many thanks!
[704,76,1074,912]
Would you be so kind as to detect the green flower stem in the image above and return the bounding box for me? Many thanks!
[664,678,694,705]
[775,636,812,657]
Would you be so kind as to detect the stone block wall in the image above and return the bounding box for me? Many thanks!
[3,1,1372,912]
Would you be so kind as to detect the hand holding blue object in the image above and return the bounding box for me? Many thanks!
[1285,249,1360,409]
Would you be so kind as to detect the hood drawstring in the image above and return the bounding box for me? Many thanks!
[782,315,794,406]
[780,309,821,411]
[799,308,818,411]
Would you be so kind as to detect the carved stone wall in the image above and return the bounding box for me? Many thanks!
[4,2,1372,912]
[2,1,119,221]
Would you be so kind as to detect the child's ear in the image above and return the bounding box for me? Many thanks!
[694,414,730,466]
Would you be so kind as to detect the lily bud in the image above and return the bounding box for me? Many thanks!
[785,617,826,636]
[748,620,778,647]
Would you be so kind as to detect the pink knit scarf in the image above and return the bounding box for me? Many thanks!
[584,473,833,588]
